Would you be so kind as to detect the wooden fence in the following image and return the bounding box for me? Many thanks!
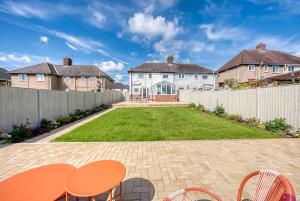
[0,87,124,133]
[179,84,300,129]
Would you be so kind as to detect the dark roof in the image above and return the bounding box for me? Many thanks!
[265,70,300,82]
[129,63,213,74]
[113,82,128,89]
[0,68,11,81]
[8,63,58,75]
[218,50,300,73]
[8,63,113,81]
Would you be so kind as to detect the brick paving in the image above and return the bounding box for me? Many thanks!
[0,139,299,201]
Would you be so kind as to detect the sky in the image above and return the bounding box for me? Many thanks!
[0,0,300,84]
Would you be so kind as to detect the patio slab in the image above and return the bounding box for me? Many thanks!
[0,139,299,201]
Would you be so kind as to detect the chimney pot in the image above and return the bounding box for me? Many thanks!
[63,56,72,66]
[167,55,174,64]
[256,42,266,51]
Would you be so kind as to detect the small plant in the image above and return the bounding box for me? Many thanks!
[196,104,205,111]
[56,115,72,126]
[246,117,259,126]
[10,124,31,143]
[228,114,241,121]
[188,103,196,108]
[265,118,292,132]
[256,124,266,130]
[213,105,225,117]
[41,119,58,130]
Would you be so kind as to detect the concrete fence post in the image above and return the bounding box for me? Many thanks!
[256,87,260,121]
[67,91,70,114]
[37,89,42,126]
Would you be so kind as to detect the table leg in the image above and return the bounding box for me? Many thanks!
[65,192,68,201]
[110,189,113,201]
[120,182,122,201]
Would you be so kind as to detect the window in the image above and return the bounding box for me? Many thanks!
[63,76,70,83]
[157,85,161,94]
[137,73,143,79]
[225,70,229,76]
[248,65,255,72]
[288,66,295,72]
[90,77,96,83]
[149,73,152,78]
[18,74,27,81]
[195,74,198,79]
[80,77,86,83]
[202,75,208,80]
[263,65,268,72]
[36,74,45,81]
[272,65,279,73]
[163,74,168,79]
[156,82,176,95]
[171,85,176,94]
[162,84,167,94]
[133,87,139,93]
[179,74,185,79]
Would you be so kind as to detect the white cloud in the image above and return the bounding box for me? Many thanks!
[87,5,106,28]
[65,42,78,51]
[200,24,244,41]
[0,53,32,63]
[128,13,182,41]
[114,74,123,82]
[182,58,190,63]
[40,36,48,43]
[96,60,125,72]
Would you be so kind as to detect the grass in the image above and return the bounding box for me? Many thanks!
[53,107,278,142]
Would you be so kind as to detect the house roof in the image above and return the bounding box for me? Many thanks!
[113,82,128,89]
[218,50,300,73]
[128,63,213,74]
[265,70,300,82]
[8,63,114,81]
[0,68,11,81]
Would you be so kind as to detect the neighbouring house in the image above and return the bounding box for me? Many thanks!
[0,68,11,86]
[8,57,114,91]
[113,82,129,92]
[265,69,300,84]
[217,43,300,88]
[128,56,215,102]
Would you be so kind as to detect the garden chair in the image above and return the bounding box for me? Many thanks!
[163,170,296,201]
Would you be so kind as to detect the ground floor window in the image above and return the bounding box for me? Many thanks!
[153,81,176,95]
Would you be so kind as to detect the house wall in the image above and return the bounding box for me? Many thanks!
[11,74,51,89]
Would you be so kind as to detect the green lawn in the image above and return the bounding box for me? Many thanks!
[53,107,278,142]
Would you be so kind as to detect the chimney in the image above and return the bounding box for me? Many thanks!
[256,42,266,51]
[63,56,72,66]
[167,55,174,64]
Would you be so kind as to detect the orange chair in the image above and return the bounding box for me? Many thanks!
[163,170,296,201]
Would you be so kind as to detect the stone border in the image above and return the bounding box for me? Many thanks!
[25,107,116,143]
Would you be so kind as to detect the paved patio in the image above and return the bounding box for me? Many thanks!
[0,139,299,201]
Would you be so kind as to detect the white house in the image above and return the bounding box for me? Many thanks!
[128,56,215,102]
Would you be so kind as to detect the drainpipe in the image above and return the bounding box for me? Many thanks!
[130,67,133,102]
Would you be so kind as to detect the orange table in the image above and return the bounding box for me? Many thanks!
[0,163,76,201]
[65,160,126,201]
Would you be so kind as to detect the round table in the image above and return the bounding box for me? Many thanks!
[65,160,126,201]
[0,163,76,201]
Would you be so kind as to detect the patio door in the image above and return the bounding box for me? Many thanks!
[142,88,148,99]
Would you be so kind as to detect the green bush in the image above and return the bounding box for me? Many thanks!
[10,124,31,142]
[40,119,58,130]
[56,115,72,126]
[188,103,196,108]
[246,117,259,126]
[228,114,241,121]
[213,105,225,117]
[196,104,205,111]
[265,118,292,132]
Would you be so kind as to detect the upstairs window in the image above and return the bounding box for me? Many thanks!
[195,74,198,79]
[288,66,295,72]
[90,77,97,83]
[163,74,168,79]
[137,73,143,79]
[263,65,268,72]
[149,73,152,78]
[63,76,70,83]
[179,74,185,79]
[36,74,45,81]
[202,75,208,80]
[272,65,279,73]
[80,76,86,83]
[248,65,255,72]
[18,74,28,81]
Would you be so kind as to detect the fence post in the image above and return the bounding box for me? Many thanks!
[67,91,70,114]
[37,89,41,126]
[256,87,260,121]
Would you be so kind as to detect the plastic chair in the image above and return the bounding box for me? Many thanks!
[163,187,222,201]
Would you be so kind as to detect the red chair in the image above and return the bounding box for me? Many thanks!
[163,170,296,201]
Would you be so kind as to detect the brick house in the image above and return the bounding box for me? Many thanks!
[217,43,300,88]
[265,70,300,84]
[128,56,215,102]
[8,57,114,91]
[0,68,11,86]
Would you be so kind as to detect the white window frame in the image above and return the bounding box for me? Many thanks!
[163,74,168,79]
[36,74,45,81]
[80,76,86,83]
[288,66,295,72]
[89,76,97,83]
[18,74,28,81]
[195,74,198,79]
[263,65,268,72]
[179,74,185,79]
[149,73,152,78]
[248,65,255,72]
[63,76,70,83]
[137,73,143,79]
[202,75,208,80]
[225,70,229,76]
[272,65,279,73]
[133,87,139,93]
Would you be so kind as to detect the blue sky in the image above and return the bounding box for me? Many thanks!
[1,0,300,83]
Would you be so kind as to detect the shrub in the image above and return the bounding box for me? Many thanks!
[246,117,259,126]
[100,104,108,109]
[257,124,266,130]
[41,119,58,130]
[10,124,31,142]
[188,103,196,108]
[228,114,241,121]
[56,115,72,126]
[265,118,292,132]
[213,105,225,117]
[196,104,205,111]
